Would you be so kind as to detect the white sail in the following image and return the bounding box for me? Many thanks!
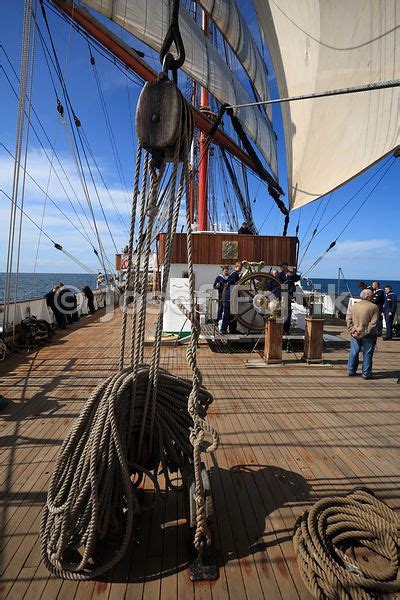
[198,0,272,121]
[254,0,400,209]
[81,0,278,178]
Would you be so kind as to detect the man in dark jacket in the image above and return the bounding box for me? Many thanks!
[278,262,300,333]
[82,286,96,314]
[371,281,384,336]
[58,284,79,324]
[213,266,230,321]
[238,222,249,234]
[45,284,67,329]
[383,285,397,340]
[221,261,242,334]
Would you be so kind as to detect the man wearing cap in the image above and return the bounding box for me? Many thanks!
[213,265,230,322]
[346,288,379,379]
[383,285,397,341]
[278,262,300,334]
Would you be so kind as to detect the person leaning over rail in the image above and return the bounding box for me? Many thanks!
[346,288,379,380]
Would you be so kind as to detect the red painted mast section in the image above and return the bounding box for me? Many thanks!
[197,11,209,232]
[189,81,197,226]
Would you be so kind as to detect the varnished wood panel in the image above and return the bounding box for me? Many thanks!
[158,233,298,266]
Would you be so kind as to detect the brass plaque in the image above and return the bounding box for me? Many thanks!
[222,240,238,260]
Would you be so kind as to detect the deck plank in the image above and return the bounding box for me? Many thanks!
[0,309,399,600]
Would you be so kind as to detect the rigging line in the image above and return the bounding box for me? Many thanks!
[222,149,257,233]
[43,0,144,86]
[298,194,331,267]
[32,117,61,288]
[1,189,56,245]
[228,79,400,109]
[0,191,96,275]
[86,42,131,213]
[13,0,38,334]
[299,195,324,244]
[258,202,275,233]
[332,159,396,243]
[302,158,396,277]
[57,110,106,246]
[37,6,118,273]
[79,129,130,237]
[295,206,302,236]
[3,0,33,331]
[75,125,119,255]
[0,61,99,246]
[3,44,113,275]
[0,143,99,252]
[230,152,256,230]
[0,142,109,272]
[312,155,394,242]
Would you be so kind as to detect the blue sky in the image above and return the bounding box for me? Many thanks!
[1,0,399,280]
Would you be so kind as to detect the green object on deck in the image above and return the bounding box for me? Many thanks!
[0,395,7,410]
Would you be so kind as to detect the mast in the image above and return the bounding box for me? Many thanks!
[198,9,209,232]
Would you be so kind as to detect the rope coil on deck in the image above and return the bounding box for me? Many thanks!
[293,489,400,599]
[40,365,214,580]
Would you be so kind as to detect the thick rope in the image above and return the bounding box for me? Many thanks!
[39,365,213,580]
[119,144,142,370]
[293,489,400,599]
[3,0,32,332]
[183,127,219,547]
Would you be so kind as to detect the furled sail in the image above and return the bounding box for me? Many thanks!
[254,0,400,209]
[81,0,278,178]
[198,0,272,122]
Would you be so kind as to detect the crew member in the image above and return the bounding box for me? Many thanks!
[383,285,397,341]
[238,222,249,234]
[371,281,384,336]
[82,285,96,314]
[346,288,379,379]
[359,281,367,294]
[45,284,67,329]
[213,266,230,322]
[221,261,242,334]
[268,269,281,299]
[278,262,300,334]
[58,284,79,324]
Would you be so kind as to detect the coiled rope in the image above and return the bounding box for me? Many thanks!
[40,366,213,580]
[293,489,400,599]
[40,69,219,579]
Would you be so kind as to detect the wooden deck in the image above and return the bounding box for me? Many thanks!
[0,308,399,600]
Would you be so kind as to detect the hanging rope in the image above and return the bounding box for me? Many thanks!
[293,489,400,599]
[40,31,218,578]
[3,0,33,332]
[12,0,38,335]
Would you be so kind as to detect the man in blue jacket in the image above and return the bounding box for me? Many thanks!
[213,266,230,322]
[278,262,300,334]
[371,281,385,336]
[220,261,242,334]
[383,285,398,340]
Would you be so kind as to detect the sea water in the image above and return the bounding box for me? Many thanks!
[0,273,399,303]
[0,273,98,302]
[301,278,400,297]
